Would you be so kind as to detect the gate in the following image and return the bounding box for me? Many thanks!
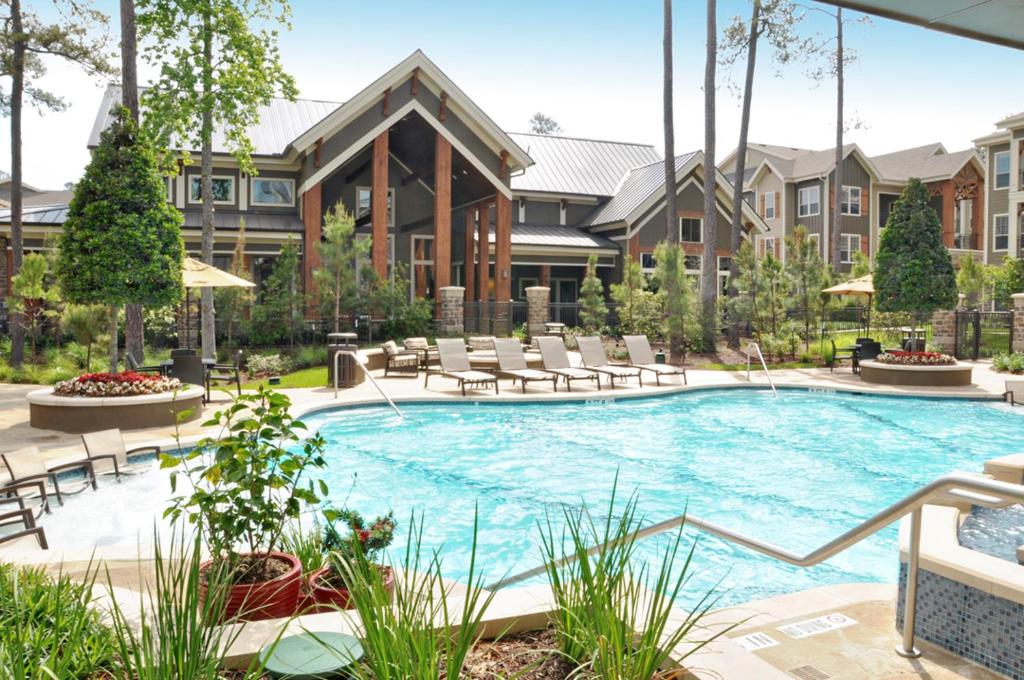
[954,310,1013,360]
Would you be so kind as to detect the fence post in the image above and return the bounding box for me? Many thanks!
[525,286,551,340]
[438,286,465,337]
[1012,293,1024,353]
[930,309,957,355]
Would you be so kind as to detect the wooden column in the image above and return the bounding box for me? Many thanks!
[301,183,322,304]
[371,131,389,278]
[433,133,452,295]
[464,208,476,301]
[540,265,551,288]
[477,204,490,301]
[495,192,512,302]
[941,181,955,249]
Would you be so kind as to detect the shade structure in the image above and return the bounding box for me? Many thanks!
[823,274,874,334]
[180,257,255,350]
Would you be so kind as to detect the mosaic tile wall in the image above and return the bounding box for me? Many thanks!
[897,563,1024,679]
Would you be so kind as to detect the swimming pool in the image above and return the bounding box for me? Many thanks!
[35,389,1024,608]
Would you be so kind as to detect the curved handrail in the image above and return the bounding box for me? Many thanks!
[333,350,404,419]
[745,341,777,395]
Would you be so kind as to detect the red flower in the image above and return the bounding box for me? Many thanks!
[357,530,371,543]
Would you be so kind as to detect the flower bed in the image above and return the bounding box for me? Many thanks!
[876,351,956,366]
[53,371,181,397]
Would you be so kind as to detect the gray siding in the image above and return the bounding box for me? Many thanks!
[636,180,732,252]
[828,155,872,271]
[792,178,824,237]
[524,200,559,224]
[565,202,593,226]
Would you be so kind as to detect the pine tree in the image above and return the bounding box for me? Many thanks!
[251,239,304,348]
[875,178,957,334]
[578,253,608,333]
[313,202,370,333]
[785,225,824,350]
[611,256,661,338]
[653,242,700,361]
[215,217,254,346]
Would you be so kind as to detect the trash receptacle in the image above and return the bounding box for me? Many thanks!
[328,332,364,388]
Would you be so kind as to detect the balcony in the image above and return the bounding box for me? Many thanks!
[952,233,977,251]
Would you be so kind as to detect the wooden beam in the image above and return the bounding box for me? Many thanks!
[314,138,323,168]
[434,132,452,297]
[499,150,509,180]
[439,92,448,123]
[302,184,323,315]
[343,158,371,185]
[464,208,476,301]
[495,192,512,302]
[371,131,389,278]
[401,167,435,187]
[411,67,419,96]
[941,180,955,249]
[477,204,490,301]
[382,87,391,117]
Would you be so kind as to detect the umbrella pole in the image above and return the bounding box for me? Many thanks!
[186,288,191,350]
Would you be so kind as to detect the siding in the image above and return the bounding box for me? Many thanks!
[523,200,560,225]
[828,155,872,271]
[987,142,1011,263]
[635,179,732,253]
[792,178,824,237]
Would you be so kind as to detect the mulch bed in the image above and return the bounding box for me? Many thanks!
[462,628,578,680]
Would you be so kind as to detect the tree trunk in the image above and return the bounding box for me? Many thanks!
[121,0,145,362]
[199,16,217,360]
[662,0,684,359]
[9,0,25,369]
[108,305,119,373]
[727,0,760,349]
[830,8,844,271]
[701,0,719,351]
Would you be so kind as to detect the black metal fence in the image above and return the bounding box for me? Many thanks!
[463,302,526,336]
[955,309,1013,360]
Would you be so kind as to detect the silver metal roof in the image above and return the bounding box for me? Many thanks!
[88,85,342,157]
[481,223,618,250]
[0,205,69,224]
[180,211,303,232]
[508,133,661,197]
[583,153,698,227]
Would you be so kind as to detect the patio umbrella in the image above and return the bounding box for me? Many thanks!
[822,274,874,335]
[181,257,256,349]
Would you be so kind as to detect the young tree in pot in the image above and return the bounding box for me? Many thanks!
[307,508,396,611]
[163,386,329,621]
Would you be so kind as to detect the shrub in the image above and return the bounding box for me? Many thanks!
[993,352,1024,374]
[245,353,292,377]
[53,371,180,397]
[291,345,328,369]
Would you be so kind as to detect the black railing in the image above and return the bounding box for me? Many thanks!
[955,309,1013,360]
[953,233,977,250]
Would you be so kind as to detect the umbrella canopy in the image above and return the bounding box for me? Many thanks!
[822,274,873,297]
[181,257,255,289]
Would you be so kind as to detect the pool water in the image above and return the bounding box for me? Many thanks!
[36,389,1024,608]
[959,505,1024,563]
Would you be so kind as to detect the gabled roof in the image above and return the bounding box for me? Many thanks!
[507,133,661,197]
[870,143,980,183]
[88,85,341,157]
[583,153,699,227]
[746,142,816,161]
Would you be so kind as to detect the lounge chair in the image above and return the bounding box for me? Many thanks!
[425,338,499,395]
[576,336,643,388]
[403,337,438,369]
[0,504,48,549]
[493,338,557,393]
[623,335,687,386]
[0,446,97,509]
[382,341,419,377]
[536,336,600,391]
[206,350,243,398]
[81,429,160,479]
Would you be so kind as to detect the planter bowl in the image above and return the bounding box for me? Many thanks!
[305,564,394,612]
[201,552,302,622]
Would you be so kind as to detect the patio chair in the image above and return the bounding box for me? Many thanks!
[493,338,557,393]
[403,337,438,369]
[536,336,600,392]
[125,351,163,375]
[206,350,243,398]
[0,479,50,519]
[0,505,48,550]
[467,336,496,352]
[576,336,643,388]
[382,341,419,378]
[829,339,855,373]
[81,429,160,479]
[167,355,207,401]
[622,335,687,386]
[425,338,499,395]
[0,446,97,510]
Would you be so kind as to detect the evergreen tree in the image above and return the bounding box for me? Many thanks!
[578,253,608,333]
[652,242,700,361]
[313,202,370,333]
[761,253,787,336]
[611,256,661,338]
[251,239,304,347]
[992,256,1024,309]
[875,178,957,333]
[785,225,824,350]
[956,255,987,309]
[62,304,108,369]
[215,217,254,346]
[728,241,763,340]
[56,106,185,371]
[9,253,58,361]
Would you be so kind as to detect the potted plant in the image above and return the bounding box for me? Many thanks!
[163,385,329,621]
[306,508,396,611]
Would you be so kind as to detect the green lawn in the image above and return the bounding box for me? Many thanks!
[242,366,328,390]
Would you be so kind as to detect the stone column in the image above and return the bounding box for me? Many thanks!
[438,286,465,337]
[1012,293,1024,353]
[930,309,956,354]
[525,286,551,339]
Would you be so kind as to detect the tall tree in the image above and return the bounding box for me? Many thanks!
[313,202,369,333]
[720,0,803,347]
[215,217,254,345]
[138,0,297,359]
[0,0,114,367]
[700,0,719,350]
[578,253,608,333]
[120,0,146,362]
[661,0,684,360]
[831,7,844,271]
[528,112,561,135]
[784,225,823,350]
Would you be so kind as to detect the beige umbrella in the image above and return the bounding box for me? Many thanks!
[823,274,874,335]
[181,257,256,349]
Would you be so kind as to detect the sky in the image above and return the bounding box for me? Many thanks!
[5,0,1023,189]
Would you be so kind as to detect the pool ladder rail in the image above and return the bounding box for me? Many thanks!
[332,350,404,419]
[487,472,1024,661]
[745,341,777,395]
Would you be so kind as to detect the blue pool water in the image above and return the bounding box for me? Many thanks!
[304,389,1022,608]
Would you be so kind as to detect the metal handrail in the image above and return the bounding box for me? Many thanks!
[333,350,403,419]
[487,473,1024,659]
[745,341,777,395]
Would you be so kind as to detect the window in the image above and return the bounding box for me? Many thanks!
[251,178,295,206]
[718,256,732,296]
[763,191,776,219]
[994,214,1009,251]
[517,277,539,300]
[807,232,820,255]
[762,237,775,257]
[640,251,657,272]
[679,217,702,243]
[841,186,862,216]
[164,176,173,202]
[718,256,732,272]
[684,254,701,272]
[188,175,234,204]
[994,151,1010,189]
[840,234,861,264]
[356,186,396,227]
[797,185,820,217]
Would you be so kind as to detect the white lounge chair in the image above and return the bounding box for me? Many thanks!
[424,338,499,395]
[576,336,642,388]
[81,429,160,479]
[623,335,687,386]
[0,446,97,510]
[536,336,601,391]
[493,338,557,393]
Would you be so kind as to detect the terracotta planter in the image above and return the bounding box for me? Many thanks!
[201,552,302,622]
[305,564,394,612]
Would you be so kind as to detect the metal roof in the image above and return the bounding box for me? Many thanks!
[870,144,978,183]
[480,223,618,250]
[180,211,303,232]
[583,153,698,227]
[88,85,342,156]
[0,205,69,224]
[508,133,661,197]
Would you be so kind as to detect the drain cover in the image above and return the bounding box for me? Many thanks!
[789,665,831,680]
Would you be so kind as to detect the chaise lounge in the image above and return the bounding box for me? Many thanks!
[493,338,558,393]
[623,335,687,385]
[425,338,499,395]
[576,336,643,388]
[81,429,160,480]
[536,337,601,391]
[0,446,97,510]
